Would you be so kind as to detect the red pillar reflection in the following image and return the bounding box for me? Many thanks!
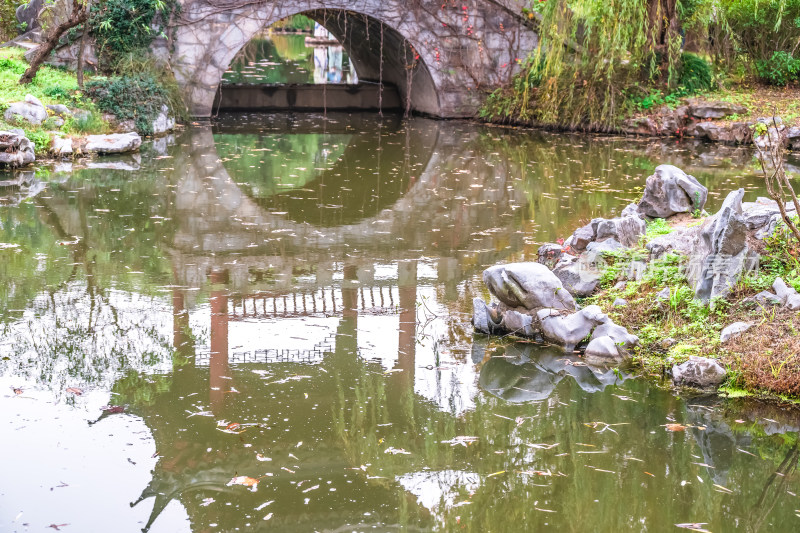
[171,287,195,372]
[342,264,359,321]
[396,260,417,386]
[209,269,229,415]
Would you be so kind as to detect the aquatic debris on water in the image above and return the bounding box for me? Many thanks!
[384,447,411,455]
[227,476,260,491]
[441,436,479,447]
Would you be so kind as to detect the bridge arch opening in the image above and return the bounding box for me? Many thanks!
[212,10,440,116]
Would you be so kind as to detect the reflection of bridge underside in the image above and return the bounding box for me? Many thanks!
[167,116,529,371]
[168,116,527,293]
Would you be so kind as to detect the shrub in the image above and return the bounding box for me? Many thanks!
[755,51,800,86]
[0,0,22,43]
[85,74,173,135]
[721,0,800,64]
[678,52,713,93]
[91,0,177,70]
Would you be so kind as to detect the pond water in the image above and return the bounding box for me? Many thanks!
[223,34,357,85]
[1,113,799,532]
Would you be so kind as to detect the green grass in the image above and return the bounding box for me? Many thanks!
[0,47,110,153]
[0,48,85,110]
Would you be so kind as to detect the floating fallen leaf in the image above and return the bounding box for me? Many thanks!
[644,472,655,477]
[487,470,506,477]
[517,469,552,476]
[66,387,83,396]
[101,405,125,414]
[200,498,215,507]
[441,436,479,447]
[527,442,559,450]
[666,423,687,432]
[713,484,733,494]
[227,476,259,491]
[263,513,273,521]
[675,523,711,533]
[384,447,411,455]
[12,387,22,395]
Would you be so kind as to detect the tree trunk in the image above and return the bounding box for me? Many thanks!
[19,0,88,85]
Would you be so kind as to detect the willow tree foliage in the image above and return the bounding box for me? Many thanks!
[486,0,685,130]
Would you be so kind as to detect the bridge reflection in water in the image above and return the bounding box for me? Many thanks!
[7,114,792,532]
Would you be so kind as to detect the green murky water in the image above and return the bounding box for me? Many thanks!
[223,34,357,85]
[1,113,799,532]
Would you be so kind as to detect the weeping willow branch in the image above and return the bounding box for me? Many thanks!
[484,0,683,131]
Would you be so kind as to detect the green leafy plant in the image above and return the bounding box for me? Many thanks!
[91,0,178,70]
[754,51,800,86]
[85,73,177,135]
[678,52,713,94]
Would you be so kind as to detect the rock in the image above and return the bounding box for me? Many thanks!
[586,238,624,255]
[621,203,641,218]
[753,125,785,152]
[613,281,627,291]
[638,165,708,218]
[623,116,659,136]
[552,253,601,297]
[151,105,175,135]
[4,94,49,125]
[591,319,639,351]
[595,216,646,247]
[584,336,621,361]
[84,132,142,154]
[0,130,36,168]
[613,297,627,307]
[538,305,607,352]
[787,126,800,150]
[656,287,670,300]
[773,277,800,310]
[772,277,794,300]
[501,310,536,337]
[720,322,753,343]
[472,297,491,334]
[483,262,576,312]
[571,223,596,252]
[693,189,758,302]
[46,104,72,117]
[688,101,748,119]
[661,337,677,349]
[537,243,565,270]
[51,136,72,157]
[16,0,45,30]
[645,225,700,260]
[688,122,751,144]
[751,290,782,306]
[672,356,726,388]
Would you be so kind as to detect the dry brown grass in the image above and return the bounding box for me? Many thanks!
[595,279,800,399]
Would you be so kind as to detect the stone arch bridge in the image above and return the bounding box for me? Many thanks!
[166,0,538,117]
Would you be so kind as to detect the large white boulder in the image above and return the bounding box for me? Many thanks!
[84,132,142,154]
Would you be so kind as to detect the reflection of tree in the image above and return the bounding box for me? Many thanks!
[747,445,799,533]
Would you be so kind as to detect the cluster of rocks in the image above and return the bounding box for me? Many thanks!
[623,100,800,151]
[475,161,800,390]
[0,129,36,168]
[473,262,639,362]
[2,93,169,166]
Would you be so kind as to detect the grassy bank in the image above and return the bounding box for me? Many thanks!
[583,216,800,402]
[0,46,183,155]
